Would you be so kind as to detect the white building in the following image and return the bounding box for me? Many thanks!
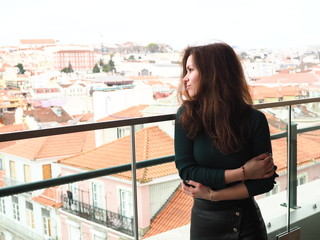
[59,82,93,115]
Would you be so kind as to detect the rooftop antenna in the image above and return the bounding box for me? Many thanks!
[100,33,104,55]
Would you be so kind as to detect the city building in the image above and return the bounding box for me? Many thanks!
[54,50,95,73]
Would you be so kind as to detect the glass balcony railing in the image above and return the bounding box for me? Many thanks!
[0,97,320,240]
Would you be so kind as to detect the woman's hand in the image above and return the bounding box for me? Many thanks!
[181,180,217,201]
[243,152,275,180]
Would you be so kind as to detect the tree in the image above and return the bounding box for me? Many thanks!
[108,59,115,72]
[102,65,111,72]
[99,59,105,67]
[61,62,74,73]
[96,58,116,73]
[15,63,26,74]
[93,63,100,73]
[147,43,159,53]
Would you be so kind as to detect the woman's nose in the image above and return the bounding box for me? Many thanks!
[183,74,188,82]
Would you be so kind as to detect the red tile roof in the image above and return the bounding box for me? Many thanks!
[56,50,93,53]
[59,126,175,182]
[33,186,62,208]
[20,39,56,45]
[73,113,94,122]
[255,72,320,85]
[1,131,95,160]
[0,123,30,149]
[0,123,29,133]
[24,108,73,123]
[143,187,192,239]
[250,85,304,100]
[271,130,320,173]
[97,105,149,122]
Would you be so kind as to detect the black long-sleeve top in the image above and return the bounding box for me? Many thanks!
[174,107,278,197]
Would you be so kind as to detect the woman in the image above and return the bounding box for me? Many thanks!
[174,42,278,240]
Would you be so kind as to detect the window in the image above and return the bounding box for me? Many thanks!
[92,182,104,208]
[91,228,107,240]
[42,208,52,236]
[93,235,105,240]
[0,198,5,214]
[9,161,16,179]
[26,201,35,228]
[68,183,79,201]
[120,189,133,218]
[68,224,81,240]
[24,164,31,182]
[117,126,130,139]
[297,173,308,186]
[42,164,52,180]
[12,196,20,221]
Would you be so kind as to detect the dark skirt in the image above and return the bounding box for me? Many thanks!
[190,198,268,240]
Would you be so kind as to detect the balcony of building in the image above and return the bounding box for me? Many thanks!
[0,97,320,240]
[61,193,134,236]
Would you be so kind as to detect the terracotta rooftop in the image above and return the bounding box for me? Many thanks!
[24,107,73,123]
[33,186,62,208]
[1,130,95,160]
[58,126,175,182]
[56,50,93,53]
[0,123,30,149]
[250,85,304,100]
[73,113,94,122]
[20,39,56,45]
[0,123,29,133]
[97,105,149,122]
[142,187,192,239]
[270,130,320,173]
[255,72,320,85]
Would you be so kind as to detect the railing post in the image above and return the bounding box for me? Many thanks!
[287,122,298,209]
[130,125,139,240]
[283,106,300,235]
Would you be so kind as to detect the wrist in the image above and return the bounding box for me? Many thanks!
[241,166,246,182]
[209,189,219,202]
[225,168,244,184]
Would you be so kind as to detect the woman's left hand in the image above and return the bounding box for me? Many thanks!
[181,180,216,201]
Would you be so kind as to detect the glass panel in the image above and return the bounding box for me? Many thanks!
[289,102,320,239]
[255,106,289,239]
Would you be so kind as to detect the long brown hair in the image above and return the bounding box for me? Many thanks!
[177,42,253,154]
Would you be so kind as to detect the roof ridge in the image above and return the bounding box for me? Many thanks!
[142,126,149,160]
[151,185,180,221]
[34,136,50,159]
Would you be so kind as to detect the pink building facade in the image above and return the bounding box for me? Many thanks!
[55,50,95,73]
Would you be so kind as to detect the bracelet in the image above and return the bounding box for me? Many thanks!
[241,166,246,183]
[209,190,215,201]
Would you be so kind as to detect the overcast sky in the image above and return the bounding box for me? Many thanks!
[1,0,319,50]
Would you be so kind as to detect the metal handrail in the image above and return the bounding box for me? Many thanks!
[1,97,319,142]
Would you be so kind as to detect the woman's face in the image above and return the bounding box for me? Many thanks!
[183,54,200,98]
